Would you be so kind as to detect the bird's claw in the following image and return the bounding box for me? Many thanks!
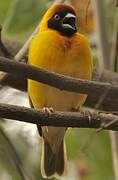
[71,106,80,112]
[41,107,54,115]
[41,107,54,133]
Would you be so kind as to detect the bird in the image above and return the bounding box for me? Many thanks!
[28,3,93,178]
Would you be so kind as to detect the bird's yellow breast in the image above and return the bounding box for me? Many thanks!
[28,30,92,111]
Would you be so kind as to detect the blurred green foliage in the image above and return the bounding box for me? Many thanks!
[66,129,114,180]
[104,0,116,37]
[0,0,116,179]
[4,0,48,40]
[0,0,11,24]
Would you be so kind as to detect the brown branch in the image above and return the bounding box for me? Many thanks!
[0,56,118,95]
[1,74,27,91]
[0,103,118,131]
[1,64,118,90]
[1,56,118,110]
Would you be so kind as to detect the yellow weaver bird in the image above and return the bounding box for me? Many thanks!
[28,3,93,178]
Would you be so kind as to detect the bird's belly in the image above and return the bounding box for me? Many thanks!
[29,80,87,111]
[43,86,87,111]
[28,34,92,111]
[29,59,90,111]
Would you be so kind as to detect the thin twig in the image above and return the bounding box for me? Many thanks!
[93,0,110,69]
[94,86,111,109]
[14,25,40,61]
[85,0,91,25]
[110,10,118,71]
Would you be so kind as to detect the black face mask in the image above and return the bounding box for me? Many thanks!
[48,7,77,37]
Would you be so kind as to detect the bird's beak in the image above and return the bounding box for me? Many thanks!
[62,13,77,31]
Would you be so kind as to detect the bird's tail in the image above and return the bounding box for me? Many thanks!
[41,139,67,178]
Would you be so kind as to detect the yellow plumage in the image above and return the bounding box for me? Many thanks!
[28,3,93,178]
[28,31,92,110]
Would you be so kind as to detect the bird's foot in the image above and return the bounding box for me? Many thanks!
[41,107,54,115]
[41,107,54,132]
[71,106,80,112]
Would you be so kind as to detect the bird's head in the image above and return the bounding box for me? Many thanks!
[40,3,77,37]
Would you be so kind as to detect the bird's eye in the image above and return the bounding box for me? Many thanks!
[54,14,60,20]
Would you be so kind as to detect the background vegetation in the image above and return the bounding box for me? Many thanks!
[0,0,116,179]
